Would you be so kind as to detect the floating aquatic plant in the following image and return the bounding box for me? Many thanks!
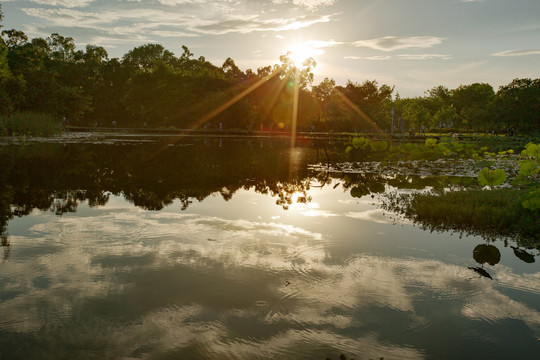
[477,167,507,187]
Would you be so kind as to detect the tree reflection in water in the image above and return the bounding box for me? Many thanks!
[1,139,538,267]
[0,139,332,246]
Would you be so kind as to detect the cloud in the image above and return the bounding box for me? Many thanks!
[344,55,391,60]
[305,39,342,48]
[353,36,445,52]
[345,209,392,223]
[398,54,451,60]
[155,0,206,5]
[291,0,337,10]
[345,53,451,62]
[300,209,338,217]
[21,7,128,27]
[21,6,335,38]
[29,0,96,7]
[195,13,334,35]
[491,49,540,57]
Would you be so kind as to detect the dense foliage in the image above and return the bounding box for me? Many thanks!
[0,6,539,134]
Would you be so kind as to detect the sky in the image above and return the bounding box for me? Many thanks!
[1,0,539,97]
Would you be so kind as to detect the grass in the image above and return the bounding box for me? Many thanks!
[0,112,62,137]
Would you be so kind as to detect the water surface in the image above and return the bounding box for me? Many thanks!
[1,138,539,359]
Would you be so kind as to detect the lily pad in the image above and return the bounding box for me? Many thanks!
[478,167,506,187]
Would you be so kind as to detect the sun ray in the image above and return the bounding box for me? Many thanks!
[333,89,388,138]
[195,70,281,129]
[289,67,300,181]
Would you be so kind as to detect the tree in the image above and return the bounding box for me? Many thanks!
[122,43,176,72]
[424,85,451,115]
[311,77,351,128]
[494,78,540,134]
[312,77,336,105]
[2,29,28,48]
[451,83,495,130]
[277,52,316,90]
[92,58,131,124]
[222,57,244,80]
[336,79,394,131]
[257,65,272,78]
[0,4,12,115]
[401,99,432,131]
[47,33,75,62]
[433,105,458,128]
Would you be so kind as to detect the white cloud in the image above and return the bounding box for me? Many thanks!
[300,209,338,217]
[491,49,540,57]
[195,13,334,35]
[22,7,126,27]
[353,36,445,52]
[291,0,337,10]
[155,0,205,4]
[21,6,334,37]
[30,0,96,7]
[305,39,342,48]
[345,209,392,223]
[344,55,391,60]
[398,54,451,60]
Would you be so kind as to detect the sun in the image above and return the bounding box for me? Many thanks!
[286,41,323,68]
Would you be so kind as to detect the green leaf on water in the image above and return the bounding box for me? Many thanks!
[352,137,369,150]
[436,143,452,156]
[521,143,540,158]
[370,140,388,152]
[475,160,494,169]
[519,159,539,176]
[478,168,507,187]
[425,138,437,147]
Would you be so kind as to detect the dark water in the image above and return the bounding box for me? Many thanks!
[0,137,539,359]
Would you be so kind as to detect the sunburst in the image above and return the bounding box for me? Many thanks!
[286,41,323,68]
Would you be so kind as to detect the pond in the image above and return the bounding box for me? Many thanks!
[0,136,539,359]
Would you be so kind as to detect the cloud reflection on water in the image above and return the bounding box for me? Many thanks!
[1,195,540,359]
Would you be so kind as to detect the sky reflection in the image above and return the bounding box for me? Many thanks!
[1,186,540,359]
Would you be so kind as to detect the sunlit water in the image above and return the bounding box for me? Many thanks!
[0,139,539,359]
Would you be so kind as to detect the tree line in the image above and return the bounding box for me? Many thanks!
[1,5,539,134]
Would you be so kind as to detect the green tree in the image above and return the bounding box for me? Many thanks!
[433,104,458,128]
[494,78,540,134]
[401,99,432,131]
[451,83,495,130]
[337,80,393,132]
[221,57,244,80]
[47,33,75,62]
[0,4,14,115]
[122,43,176,72]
